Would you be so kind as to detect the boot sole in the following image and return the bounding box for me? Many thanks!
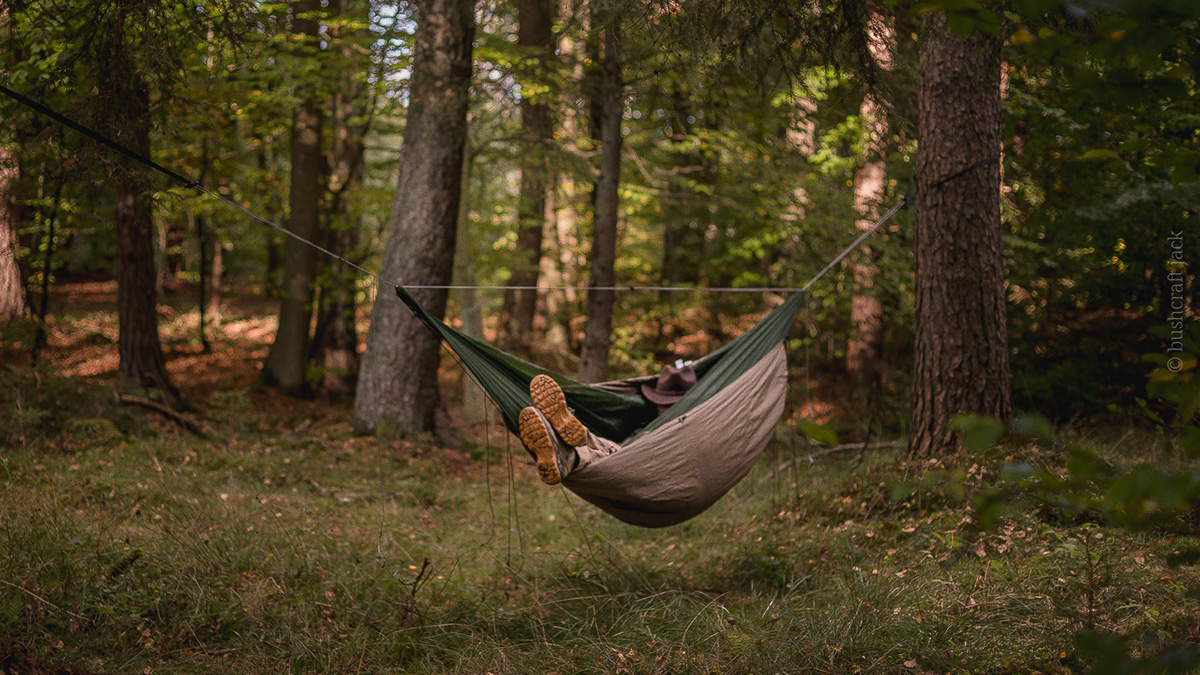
[519,407,561,485]
[530,374,587,446]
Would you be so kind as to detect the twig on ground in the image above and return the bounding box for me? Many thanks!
[762,441,901,486]
[117,394,221,440]
[0,579,90,624]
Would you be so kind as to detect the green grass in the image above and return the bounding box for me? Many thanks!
[2,368,1198,674]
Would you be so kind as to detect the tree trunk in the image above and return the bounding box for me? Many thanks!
[499,0,555,353]
[846,107,886,380]
[262,0,325,395]
[0,146,27,320]
[312,0,371,398]
[195,212,211,353]
[848,13,893,382]
[578,5,622,383]
[112,84,177,396]
[207,226,223,324]
[454,145,488,425]
[91,19,178,398]
[353,0,474,436]
[659,84,709,290]
[908,12,1011,458]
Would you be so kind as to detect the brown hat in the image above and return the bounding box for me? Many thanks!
[641,364,697,406]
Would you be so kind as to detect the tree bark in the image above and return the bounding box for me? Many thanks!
[207,226,223,324]
[846,108,886,380]
[0,145,27,320]
[353,0,474,435]
[262,0,325,395]
[578,4,622,383]
[454,145,488,425]
[499,0,555,353]
[848,12,893,382]
[908,12,1011,458]
[90,17,178,398]
[111,81,177,396]
[312,0,371,398]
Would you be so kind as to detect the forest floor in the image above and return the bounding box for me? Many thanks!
[1,283,1197,674]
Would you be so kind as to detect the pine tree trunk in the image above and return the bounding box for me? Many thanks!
[908,12,1011,458]
[578,6,621,383]
[847,131,886,380]
[0,146,28,320]
[353,0,474,435]
[848,15,893,382]
[91,20,177,398]
[112,87,177,396]
[499,0,554,353]
[262,0,325,395]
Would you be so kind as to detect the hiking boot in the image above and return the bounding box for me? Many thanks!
[530,374,587,446]
[519,406,561,485]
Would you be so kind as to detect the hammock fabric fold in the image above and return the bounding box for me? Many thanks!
[393,286,804,526]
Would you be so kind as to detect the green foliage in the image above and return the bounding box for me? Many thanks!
[799,420,839,446]
[998,0,1200,420]
[0,368,140,449]
[958,351,1200,671]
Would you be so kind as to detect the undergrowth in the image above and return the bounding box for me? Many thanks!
[1,367,1197,674]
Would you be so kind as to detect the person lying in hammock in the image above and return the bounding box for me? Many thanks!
[518,364,697,485]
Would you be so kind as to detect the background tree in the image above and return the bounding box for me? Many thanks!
[847,10,895,383]
[261,0,326,395]
[498,0,555,353]
[354,0,475,435]
[0,145,26,319]
[578,0,623,383]
[93,5,177,396]
[311,0,374,398]
[908,11,1011,457]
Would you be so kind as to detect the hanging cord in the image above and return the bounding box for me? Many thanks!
[0,84,194,186]
[799,196,908,294]
[0,83,1001,299]
[0,83,914,297]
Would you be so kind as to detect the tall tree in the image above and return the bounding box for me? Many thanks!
[94,11,177,396]
[498,0,555,353]
[312,0,373,398]
[261,0,325,395]
[847,12,894,381]
[353,0,475,435]
[578,1,622,383]
[0,145,27,319]
[908,12,1011,457]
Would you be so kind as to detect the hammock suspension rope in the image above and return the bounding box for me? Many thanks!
[0,82,912,297]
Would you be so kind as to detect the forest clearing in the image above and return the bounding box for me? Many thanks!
[1,283,1196,673]
[1,0,1198,672]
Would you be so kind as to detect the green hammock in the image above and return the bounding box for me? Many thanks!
[393,287,804,527]
[394,286,803,440]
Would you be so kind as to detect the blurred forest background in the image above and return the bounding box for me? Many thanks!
[0,0,1193,428]
[1,0,1199,672]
